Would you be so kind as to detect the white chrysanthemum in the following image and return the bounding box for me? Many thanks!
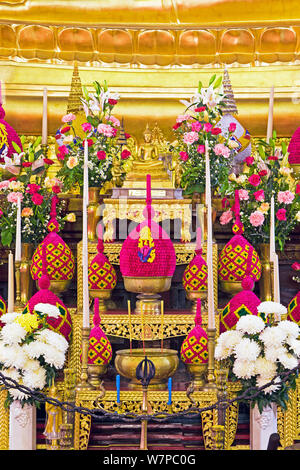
[22,358,41,372]
[0,322,27,345]
[41,344,66,369]
[215,330,243,359]
[0,312,21,324]
[277,351,298,370]
[259,326,286,348]
[233,338,261,362]
[264,345,286,363]
[35,329,68,354]
[22,341,46,360]
[22,367,46,390]
[277,320,300,339]
[233,360,256,379]
[33,303,61,319]
[214,343,229,360]
[286,337,300,356]
[236,315,265,335]
[9,384,29,402]
[2,367,21,382]
[0,344,28,369]
[257,301,287,317]
[253,357,277,379]
[256,375,281,395]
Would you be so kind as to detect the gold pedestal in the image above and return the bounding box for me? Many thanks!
[115,348,179,391]
[20,243,33,306]
[186,290,208,315]
[36,279,71,296]
[124,276,172,315]
[258,243,272,301]
[219,280,244,296]
[89,289,112,314]
[76,327,95,391]
[88,364,108,388]
[186,363,208,391]
[87,187,101,242]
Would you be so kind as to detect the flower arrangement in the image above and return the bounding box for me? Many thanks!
[219,132,300,250]
[0,137,73,247]
[170,75,239,195]
[215,305,300,413]
[55,81,130,192]
[0,304,69,407]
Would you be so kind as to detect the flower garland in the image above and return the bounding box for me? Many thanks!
[170,75,239,195]
[0,304,69,407]
[215,305,300,413]
[56,81,131,192]
[219,133,300,250]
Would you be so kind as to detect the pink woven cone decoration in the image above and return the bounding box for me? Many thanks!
[120,174,176,279]
[24,243,72,342]
[88,225,117,291]
[0,102,23,166]
[0,294,7,329]
[30,195,75,283]
[288,128,300,164]
[183,227,208,292]
[218,190,261,284]
[180,299,208,364]
[287,291,300,324]
[87,298,112,365]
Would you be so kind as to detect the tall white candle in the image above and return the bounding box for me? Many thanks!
[270,196,280,304]
[7,251,14,313]
[205,141,215,329]
[42,87,48,145]
[15,196,22,262]
[82,139,90,327]
[266,86,274,143]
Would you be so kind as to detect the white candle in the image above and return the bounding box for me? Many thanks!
[42,87,48,145]
[7,251,14,313]
[266,86,274,143]
[205,141,215,329]
[270,196,280,304]
[82,139,90,327]
[15,196,22,262]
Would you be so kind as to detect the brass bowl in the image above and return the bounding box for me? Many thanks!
[36,279,71,295]
[219,280,246,296]
[115,348,179,390]
[89,289,112,300]
[123,276,172,294]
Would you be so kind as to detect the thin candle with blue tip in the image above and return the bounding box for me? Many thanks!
[116,375,120,404]
[167,377,172,405]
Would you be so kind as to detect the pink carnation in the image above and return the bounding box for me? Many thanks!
[214,143,230,158]
[203,122,213,133]
[97,123,115,137]
[7,192,23,204]
[109,116,120,127]
[176,114,191,123]
[220,210,233,225]
[179,151,189,161]
[183,131,199,145]
[249,210,265,227]
[62,113,76,123]
[277,190,295,205]
[276,208,286,221]
[238,189,249,200]
[254,189,265,202]
[81,122,92,133]
[191,121,202,132]
[0,180,10,190]
[197,145,205,154]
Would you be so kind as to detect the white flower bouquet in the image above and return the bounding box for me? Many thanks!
[215,308,300,413]
[0,305,69,407]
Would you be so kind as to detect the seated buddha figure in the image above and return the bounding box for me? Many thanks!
[124,124,173,188]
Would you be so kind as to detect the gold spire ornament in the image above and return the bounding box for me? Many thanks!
[221,66,238,116]
[67,61,84,115]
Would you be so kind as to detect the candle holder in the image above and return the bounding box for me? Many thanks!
[186,363,208,393]
[214,365,230,427]
[76,327,95,391]
[205,328,217,390]
[87,364,108,389]
[20,243,33,306]
[14,260,23,309]
[41,143,49,159]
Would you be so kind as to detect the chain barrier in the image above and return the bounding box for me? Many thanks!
[0,364,299,423]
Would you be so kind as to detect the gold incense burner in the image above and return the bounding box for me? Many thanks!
[115,348,179,390]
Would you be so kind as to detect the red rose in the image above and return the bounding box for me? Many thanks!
[61,126,70,134]
[258,169,268,177]
[44,158,54,165]
[97,150,106,160]
[296,183,300,195]
[87,139,94,147]
[248,174,261,187]
[228,122,237,133]
[194,106,206,112]
[124,133,131,139]
[31,193,44,205]
[268,155,278,161]
[173,122,181,130]
[9,177,17,182]
[108,98,118,106]
[22,162,33,167]
[179,151,189,161]
[211,127,222,135]
[57,152,65,161]
[276,208,286,221]
[292,262,300,271]
[52,185,61,194]
[245,156,254,166]
[26,183,40,194]
[121,149,131,160]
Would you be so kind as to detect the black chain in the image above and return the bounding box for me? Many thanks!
[0,364,299,423]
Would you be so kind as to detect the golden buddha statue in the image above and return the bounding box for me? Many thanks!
[123,124,173,189]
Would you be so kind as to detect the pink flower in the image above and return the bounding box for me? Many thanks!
[121,149,131,160]
[211,127,222,135]
[97,123,115,137]
[249,210,265,227]
[81,122,92,133]
[248,174,261,187]
[26,183,41,195]
[7,192,23,204]
[197,145,205,154]
[31,193,44,206]
[179,151,189,161]
[0,180,10,190]
[58,145,69,156]
[292,262,300,271]
[97,151,106,160]
[214,143,230,158]
[109,116,120,127]
[277,190,295,205]
[183,131,199,145]
[254,189,265,202]
[62,113,76,123]
[0,208,3,217]
[276,208,287,221]
[176,114,191,123]
[245,156,254,166]
[191,121,202,132]
[203,122,212,133]
[220,210,233,225]
[238,189,249,201]
[228,122,237,133]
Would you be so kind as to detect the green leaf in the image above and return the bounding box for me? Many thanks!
[273,129,277,140]
[198,81,203,92]
[1,230,13,247]
[11,141,21,153]
[209,74,216,86]
[32,136,42,149]
[213,76,223,89]
[82,85,89,100]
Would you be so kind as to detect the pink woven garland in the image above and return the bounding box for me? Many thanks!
[180,299,208,364]
[288,128,300,164]
[87,298,112,365]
